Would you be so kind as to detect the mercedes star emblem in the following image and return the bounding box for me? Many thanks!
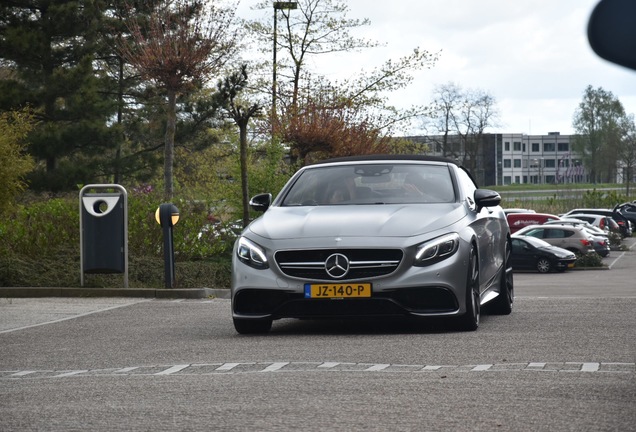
[325,253,350,279]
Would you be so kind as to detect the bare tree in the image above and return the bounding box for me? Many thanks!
[458,90,499,175]
[247,0,438,159]
[426,82,499,176]
[249,0,380,113]
[117,0,238,198]
[427,83,463,158]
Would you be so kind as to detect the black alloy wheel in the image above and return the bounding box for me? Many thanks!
[458,245,480,331]
[491,240,514,315]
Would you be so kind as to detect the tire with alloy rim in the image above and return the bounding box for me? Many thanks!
[536,257,552,273]
[458,245,480,331]
[233,318,273,334]
[490,239,514,315]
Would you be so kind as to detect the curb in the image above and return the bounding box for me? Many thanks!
[0,287,231,299]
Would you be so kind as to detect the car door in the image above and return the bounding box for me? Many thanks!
[455,167,504,289]
[544,227,568,249]
[511,238,532,270]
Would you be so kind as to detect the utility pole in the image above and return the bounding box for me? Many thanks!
[272,2,297,136]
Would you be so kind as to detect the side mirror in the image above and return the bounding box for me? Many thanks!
[249,193,272,212]
[474,188,501,212]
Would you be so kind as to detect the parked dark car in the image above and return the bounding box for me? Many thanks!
[587,233,611,257]
[231,155,514,334]
[615,202,636,233]
[511,236,577,273]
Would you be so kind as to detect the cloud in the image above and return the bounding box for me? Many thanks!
[238,0,636,135]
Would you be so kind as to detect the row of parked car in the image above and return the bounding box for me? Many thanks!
[505,201,636,273]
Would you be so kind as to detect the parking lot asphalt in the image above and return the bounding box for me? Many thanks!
[514,236,636,298]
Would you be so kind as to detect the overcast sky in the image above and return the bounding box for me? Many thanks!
[237,0,636,136]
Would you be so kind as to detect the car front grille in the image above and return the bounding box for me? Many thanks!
[274,248,403,281]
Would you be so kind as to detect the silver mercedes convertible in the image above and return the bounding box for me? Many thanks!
[231,155,513,333]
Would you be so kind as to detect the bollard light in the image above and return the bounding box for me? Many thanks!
[155,203,180,288]
[155,204,180,227]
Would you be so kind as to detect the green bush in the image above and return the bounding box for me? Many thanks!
[582,189,628,209]
[0,188,235,288]
[608,232,623,248]
[0,196,79,258]
[575,252,604,268]
[497,184,635,215]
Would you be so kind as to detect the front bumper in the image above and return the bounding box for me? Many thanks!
[232,286,460,320]
[231,239,472,321]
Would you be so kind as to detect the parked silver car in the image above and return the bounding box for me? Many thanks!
[543,218,610,257]
[231,155,514,334]
[512,224,596,255]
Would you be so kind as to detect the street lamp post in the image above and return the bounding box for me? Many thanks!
[272,2,297,135]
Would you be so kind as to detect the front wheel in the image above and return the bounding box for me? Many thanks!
[536,258,552,273]
[457,246,480,331]
[233,318,273,334]
[491,240,514,315]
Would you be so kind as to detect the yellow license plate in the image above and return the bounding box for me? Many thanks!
[304,283,372,299]
[567,263,575,268]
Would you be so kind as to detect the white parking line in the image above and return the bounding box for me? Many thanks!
[155,364,190,375]
[421,365,444,371]
[10,371,37,377]
[580,362,600,372]
[3,361,634,379]
[262,362,290,372]
[115,367,139,373]
[318,362,340,369]
[0,300,151,334]
[365,364,390,371]
[216,362,246,371]
[471,364,493,371]
[608,240,636,269]
[54,370,88,378]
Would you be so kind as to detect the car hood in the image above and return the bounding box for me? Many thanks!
[246,204,465,240]
[538,245,575,258]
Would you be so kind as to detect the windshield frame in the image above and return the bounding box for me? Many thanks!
[279,162,457,207]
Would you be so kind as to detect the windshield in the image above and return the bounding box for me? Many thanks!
[281,163,456,206]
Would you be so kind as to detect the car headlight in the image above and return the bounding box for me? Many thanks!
[414,233,460,266]
[236,237,269,269]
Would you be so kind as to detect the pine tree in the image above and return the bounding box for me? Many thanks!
[0,0,117,190]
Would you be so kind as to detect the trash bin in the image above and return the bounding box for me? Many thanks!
[79,184,128,287]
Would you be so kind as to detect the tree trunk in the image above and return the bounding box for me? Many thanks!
[114,56,125,185]
[164,89,177,199]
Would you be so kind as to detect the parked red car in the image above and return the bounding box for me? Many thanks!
[506,212,560,234]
